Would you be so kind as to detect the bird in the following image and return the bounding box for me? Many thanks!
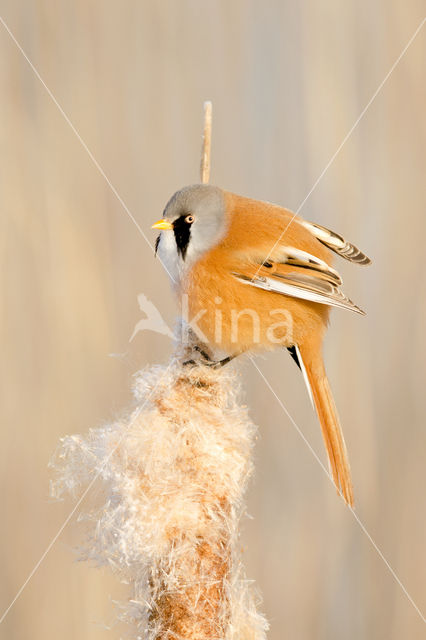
[152,184,371,506]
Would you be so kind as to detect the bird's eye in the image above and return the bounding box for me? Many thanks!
[185,215,195,224]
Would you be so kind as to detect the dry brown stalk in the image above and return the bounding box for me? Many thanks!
[200,100,212,184]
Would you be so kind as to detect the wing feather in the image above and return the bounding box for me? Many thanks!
[250,245,343,285]
[233,271,365,315]
[301,221,371,265]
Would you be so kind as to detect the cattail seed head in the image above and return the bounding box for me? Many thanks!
[51,351,268,639]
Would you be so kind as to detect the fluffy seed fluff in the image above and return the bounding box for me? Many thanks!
[50,343,268,639]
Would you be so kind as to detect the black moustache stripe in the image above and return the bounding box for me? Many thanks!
[173,216,191,260]
[154,234,161,255]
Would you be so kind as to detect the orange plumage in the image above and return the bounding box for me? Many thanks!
[184,192,330,352]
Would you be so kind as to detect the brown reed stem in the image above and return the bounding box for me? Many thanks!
[200,100,212,184]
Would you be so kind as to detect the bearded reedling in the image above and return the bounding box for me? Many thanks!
[153,184,371,506]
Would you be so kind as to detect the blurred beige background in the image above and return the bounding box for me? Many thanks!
[1,2,425,639]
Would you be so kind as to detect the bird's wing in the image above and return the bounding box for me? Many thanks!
[266,246,343,285]
[233,271,365,314]
[237,245,343,284]
[231,245,364,314]
[301,220,371,265]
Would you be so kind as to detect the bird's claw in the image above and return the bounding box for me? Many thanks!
[183,353,234,369]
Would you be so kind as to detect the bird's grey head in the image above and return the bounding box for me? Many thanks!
[153,184,227,281]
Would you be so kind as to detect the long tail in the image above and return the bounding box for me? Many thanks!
[296,341,354,506]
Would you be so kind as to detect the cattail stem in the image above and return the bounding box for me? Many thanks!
[200,100,212,184]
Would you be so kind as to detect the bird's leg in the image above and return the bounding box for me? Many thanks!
[193,344,214,361]
[183,347,240,369]
[182,344,214,366]
[209,354,236,368]
[198,354,237,368]
[182,343,212,367]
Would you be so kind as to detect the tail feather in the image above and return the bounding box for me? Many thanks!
[297,342,354,506]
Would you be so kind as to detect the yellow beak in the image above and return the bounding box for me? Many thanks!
[151,219,173,230]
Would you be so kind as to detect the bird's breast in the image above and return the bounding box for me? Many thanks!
[181,249,328,354]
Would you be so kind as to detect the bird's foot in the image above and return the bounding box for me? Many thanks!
[183,346,236,368]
